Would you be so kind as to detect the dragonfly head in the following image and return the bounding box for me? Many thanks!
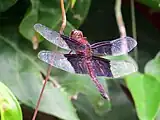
[70,29,84,40]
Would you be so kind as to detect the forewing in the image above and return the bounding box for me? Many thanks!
[34,23,70,50]
[92,56,137,78]
[38,51,88,74]
[91,37,137,56]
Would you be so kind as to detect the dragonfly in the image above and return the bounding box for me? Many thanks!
[34,23,137,100]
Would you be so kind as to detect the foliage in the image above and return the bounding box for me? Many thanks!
[137,0,160,10]
[126,52,160,120]
[0,82,22,120]
[0,0,160,120]
[0,0,91,120]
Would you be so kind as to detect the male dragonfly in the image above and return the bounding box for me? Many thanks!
[34,23,137,100]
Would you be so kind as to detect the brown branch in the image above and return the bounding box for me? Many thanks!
[130,0,138,61]
[115,0,128,54]
[59,0,66,34]
[32,0,67,120]
[32,32,39,50]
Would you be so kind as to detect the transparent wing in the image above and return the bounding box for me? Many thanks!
[38,51,76,73]
[34,23,70,50]
[91,37,137,56]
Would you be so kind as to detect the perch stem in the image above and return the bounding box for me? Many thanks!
[131,0,138,61]
[31,0,66,120]
[115,0,128,54]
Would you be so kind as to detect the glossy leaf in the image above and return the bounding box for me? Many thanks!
[19,0,90,42]
[70,0,77,8]
[19,0,72,41]
[126,72,160,120]
[0,82,22,120]
[0,0,17,12]
[72,80,137,120]
[137,0,160,10]
[145,51,160,82]
[0,26,79,120]
[58,73,111,115]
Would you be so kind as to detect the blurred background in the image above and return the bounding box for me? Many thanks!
[0,0,160,120]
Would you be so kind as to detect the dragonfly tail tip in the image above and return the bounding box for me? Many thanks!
[102,93,110,101]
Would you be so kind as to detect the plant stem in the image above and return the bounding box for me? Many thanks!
[31,0,66,120]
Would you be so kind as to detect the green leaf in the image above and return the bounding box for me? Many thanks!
[0,26,79,120]
[72,80,137,120]
[70,0,77,8]
[137,0,160,10]
[19,0,72,41]
[19,0,91,42]
[67,0,91,27]
[0,82,22,120]
[145,51,160,82]
[126,72,160,120]
[58,73,111,115]
[0,0,18,12]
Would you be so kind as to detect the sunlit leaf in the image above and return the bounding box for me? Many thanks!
[59,73,111,115]
[72,80,137,120]
[70,0,77,8]
[137,0,160,10]
[126,72,160,120]
[145,51,160,82]
[19,0,72,41]
[0,82,22,120]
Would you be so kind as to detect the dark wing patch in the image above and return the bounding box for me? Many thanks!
[64,54,88,74]
[91,56,113,77]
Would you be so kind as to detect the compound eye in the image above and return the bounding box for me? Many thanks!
[78,31,83,38]
[70,29,76,36]
[70,29,83,39]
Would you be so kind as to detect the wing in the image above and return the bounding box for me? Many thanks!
[38,51,137,78]
[64,55,137,78]
[92,56,137,78]
[91,37,137,56]
[34,23,70,50]
[38,51,76,73]
[34,23,85,51]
